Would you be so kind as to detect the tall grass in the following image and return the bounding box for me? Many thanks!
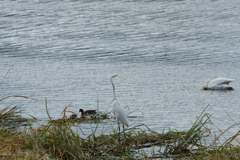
[1,103,240,159]
[167,106,212,155]
[0,105,31,131]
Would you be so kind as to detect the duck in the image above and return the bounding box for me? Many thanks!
[202,78,234,90]
[79,109,96,116]
[69,114,77,119]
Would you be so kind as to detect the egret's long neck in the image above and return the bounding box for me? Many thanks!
[110,77,116,99]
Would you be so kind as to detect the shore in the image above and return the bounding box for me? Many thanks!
[1,103,240,159]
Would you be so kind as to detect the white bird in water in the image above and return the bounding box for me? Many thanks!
[202,78,235,90]
[110,75,129,141]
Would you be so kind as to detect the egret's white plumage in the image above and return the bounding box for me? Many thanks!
[110,75,129,141]
[202,78,234,90]
[113,101,129,127]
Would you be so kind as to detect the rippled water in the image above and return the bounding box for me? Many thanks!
[1,0,240,138]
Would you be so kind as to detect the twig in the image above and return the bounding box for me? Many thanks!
[0,95,39,102]
[0,58,19,86]
[45,97,52,121]
[127,109,146,116]
[60,101,73,119]
[164,140,169,154]
[104,99,115,114]
[181,135,195,155]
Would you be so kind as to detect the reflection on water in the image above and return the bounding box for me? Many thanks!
[1,0,240,138]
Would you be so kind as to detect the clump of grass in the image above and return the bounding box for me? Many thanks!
[166,107,212,156]
[201,126,240,159]
[0,106,32,131]
[0,128,37,159]
[2,102,240,159]
[22,121,142,159]
[0,95,38,130]
[26,122,83,159]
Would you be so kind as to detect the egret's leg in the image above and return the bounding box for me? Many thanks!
[123,125,126,139]
[118,120,120,141]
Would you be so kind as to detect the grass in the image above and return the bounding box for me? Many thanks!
[0,94,239,159]
[1,104,240,159]
[0,105,33,131]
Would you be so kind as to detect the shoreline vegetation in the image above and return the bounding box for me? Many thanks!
[1,66,240,159]
[1,98,240,160]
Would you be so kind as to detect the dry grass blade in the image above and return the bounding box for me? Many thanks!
[218,130,240,152]
[45,97,51,121]
[0,58,18,86]
[0,95,39,102]
[59,101,73,119]
[104,98,115,114]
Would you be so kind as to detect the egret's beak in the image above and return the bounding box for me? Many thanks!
[113,75,118,77]
[202,87,204,90]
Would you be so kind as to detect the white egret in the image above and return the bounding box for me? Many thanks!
[202,78,234,90]
[110,75,129,141]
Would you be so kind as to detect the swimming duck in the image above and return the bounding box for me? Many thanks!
[79,109,96,116]
[69,114,77,119]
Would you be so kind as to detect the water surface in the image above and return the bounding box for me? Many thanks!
[1,0,240,138]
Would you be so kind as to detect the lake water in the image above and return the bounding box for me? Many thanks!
[1,0,240,140]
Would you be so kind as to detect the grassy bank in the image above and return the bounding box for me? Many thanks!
[1,105,240,160]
